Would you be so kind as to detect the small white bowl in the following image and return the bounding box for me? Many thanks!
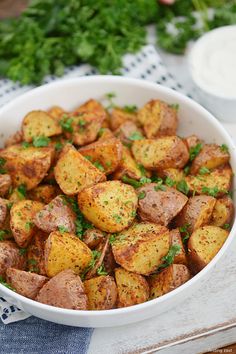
[0,76,235,328]
[188,25,236,123]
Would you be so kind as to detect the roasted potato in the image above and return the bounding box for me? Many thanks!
[0,144,54,190]
[132,136,189,171]
[110,107,137,131]
[22,110,62,142]
[6,268,47,299]
[10,200,44,248]
[0,198,8,228]
[79,138,122,175]
[175,195,216,233]
[169,229,187,265]
[8,188,27,203]
[48,106,65,121]
[36,269,88,310]
[112,145,142,180]
[185,164,233,197]
[83,228,105,249]
[98,128,114,141]
[0,241,26,277]
[115,267,149,307]
[190,144,230,175]
[158,168,185,184]
[111,222,170,275]
[78,181,138,233]
[4,131,23,147]
[28,184,59,204]
[54,144,106,195]
[114,121,143,145]
[211,196,234,227]
[34,195,76,234]
[44,231,92,277]
[137,184,188,226]
[188,225,229,273]
[74,99,108,117]
[0,174,12,197]
[84,275,117,310]
[149,264,190,299]
[137,99,177,138]
[27,230,48,275]
[184,135,202,151]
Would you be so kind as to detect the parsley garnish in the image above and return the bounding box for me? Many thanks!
[157,245,181,271]
[184,165,190,176]
[189,143,202,161]
[169,103,179,111]
[58,225,68,233]
[60,115,73,133]
[202,186,219,197]
[22,142,31,149]
[0,230,10,241]
[97,263,108,276]
[138,191,146,200]
[55,142,63,151]
[121,175,152,189]
[199,166,210,175]
[176,180,189,195]
[0,276,15,291]
[220,144,229,153]
[179,223,191,244]
[138,164,146,177]
[33,136,50,147]
[17,184,27,199]
[93,161,105,172]
[98,128,106,137]
[223,223,230,230]
[113,214,122,223]
[105,92,116,109]
[19,248,27,256]
[129,131,144,141]
[123,105,138,113]
[0,157,7,174]
[25,222,34,231]
[165,176,176,187]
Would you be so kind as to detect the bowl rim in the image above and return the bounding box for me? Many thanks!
[0,75,235,318]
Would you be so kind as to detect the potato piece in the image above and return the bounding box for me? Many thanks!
[48,106,65,122]
[98,128,114,141]
[114,121,143,145]
[111,222,170,275]
[22,110,62,142]
[27,230,48,275]
[137,184,188,226]
[78,181,138,233]
[8,188,27,203]
[0,144,54,190]
[6,268,47,299]
[83,228,104,249]
[112,145,142,180]
[4,131,23,148]
[211,196,234,227]
[188,225,229,273]
[74,99,107,116]
[0,241,26,277]
[185,164,232,197]
[110,107,137,131]
[0,174,12,197]
[44,231,92,277]
[79,138,122,175]
[84,275,117,310]
[149,264,190,299]
[190,144,229,175]
[0,198,8,228]
[28,184,59,204]
[10,200,44,248]
[184,135,202,150]
[55,145,106,195]
[132,136,189,171]
[34,195,76,234]
[36,269,87,310]
[137,99,177,138]
[175,195,216,233]
[169,229,187,265]
[115,268,149,307]
[159,168,185,184]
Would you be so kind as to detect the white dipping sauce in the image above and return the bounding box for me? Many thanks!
[190,26,236,98]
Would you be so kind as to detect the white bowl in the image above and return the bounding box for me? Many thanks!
[0,76,235,328]
[188,25,236,123]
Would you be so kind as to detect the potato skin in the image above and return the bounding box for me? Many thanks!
[190,144,229,175]
[0,145,54,190]
[0,241,26,277]
[27,230,48,275]
[22,110,62,142]
[78,181,138,233]
[149,264,190,299]
[83,228,104,249]
[132,136,189,171]
[159,168,184,184]
[211,196,234,227]
[112,222,170,275]
[114,121,143,145]
[4,131,23,147]
[137,99,177,138]
[137,184,188,226]
[169,229,187,265]
[175,195,216,233]
[84,275,117,310]
[115,268,149,307]
[44,231,92,277]
[184,135,202,150]
[28,184,59,204]
[36,269,88,310]
[79,138,122,175]
[186,164,233,197]
[110,107,137,131]
[188,225,229,273]
[10,200,44,248]
[98,128,114,141]
[54,144,106,195]
[6,268,48,299]
[0,198,8,228]
[34,195,76,234]
[112,145,142,180]
[48,106,65,121]
[0,174,12,197]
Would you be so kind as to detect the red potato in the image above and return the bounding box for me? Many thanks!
[6,268,48,299]
[137,184,188,226]
[114,121,143,145]
[34,195,76,234]
[27,230,48,275]
[36,269,88,310]
[0,174,12,197]
[4,131,23,147]
[184,135,202,151]
[169,229,187,265]
[82,228,105,249]
[211,196,234,227]
[0,241,26,277]
[0,198,8,228]
[110,107,137,131]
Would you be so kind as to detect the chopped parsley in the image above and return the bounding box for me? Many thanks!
[22,141,31,149]
[25,222,34,231]
[176,180,189,195]
[220,144,229,153]
[7,202,13,210]
[202,186,219,197]
[0,230,10,241]
[109,233,118,245]
[60,115,73,133]
[81,250,102,280]
[113,214,122,223]
[165,176,176,187]
[154,181,166,192]
[138,164,146,177]
[58,225,69,233]
[98,128,106,137]
[0,157,7,174]
[27,259,37,265]
[93,161,105,172]
[32,136,51,147]
[129,131,144,141]
[17,184,27,199]
[55,142,63,151]
[189,143,202,161]
[138,191,146,200]
[121,175,151,189]
[0,276,15,291]
[123,105,138,113]
[97,263,108,276]
[184,165,190,176]
[169,103,179,111]
[105,92,116,110]
[19,248,27,256]
[199,166,210,175]
[179,223,191,244]
[223,223,230,230]
[157,245,181,271]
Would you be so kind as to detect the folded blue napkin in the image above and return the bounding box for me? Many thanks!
[0,45,187,354]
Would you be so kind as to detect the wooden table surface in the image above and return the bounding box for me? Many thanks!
[1,1,236,353]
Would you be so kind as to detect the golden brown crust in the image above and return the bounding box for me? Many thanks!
[211,196,234,227]
[110,107,137,131]
[0,174,12,197]
[0,241,26,277]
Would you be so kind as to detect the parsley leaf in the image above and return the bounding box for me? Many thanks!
[0,276,15,291]
[176,180,189,195]
[157,245,181,271]
[189,143,202,161]
[138,191,146,200]
[58,225,68,233]
[165,176,176,187]
[202,186,219,197]
[97,263,108,276]
[121,175,151,189]
[179,223,191,244]
[17,184,27,199]
[60,115,73,133]
[0,230,10,241]
[129,131,144,141]
[0,157,7,174]
[33,136,50,147]
[123,105,138,113]
[220,144,229,153]
[199,166,210,175]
